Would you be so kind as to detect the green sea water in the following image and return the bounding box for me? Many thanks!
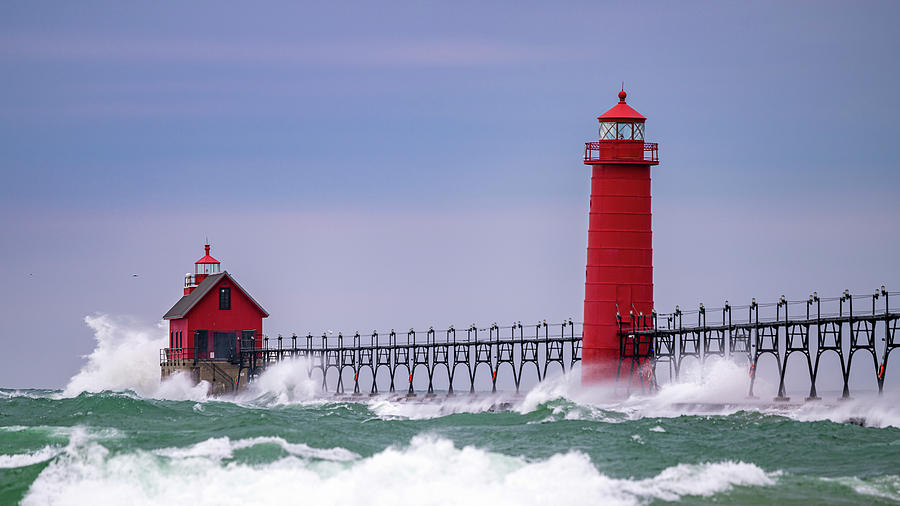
[2,386,899,505]
[3,316,899,505]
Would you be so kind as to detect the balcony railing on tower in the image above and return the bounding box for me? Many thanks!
[584,142,658,164]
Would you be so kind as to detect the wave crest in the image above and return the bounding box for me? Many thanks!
[23,433,775,506]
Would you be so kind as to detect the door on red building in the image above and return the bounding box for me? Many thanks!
[240,330,255,352]
[196,330,209,359]
[213,332,236,362]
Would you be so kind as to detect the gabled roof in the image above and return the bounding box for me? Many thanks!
[597,90,646,121]
[163,271,269,320]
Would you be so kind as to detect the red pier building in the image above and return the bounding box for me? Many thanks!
[163,244,268,364]
[581,89,659,384]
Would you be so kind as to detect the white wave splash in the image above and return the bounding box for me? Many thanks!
[62,315,209,401]
[62,314,322,404]
[824,475,900,502]
[512,359,900,429]
[774,396,900,429]
[366,394,520,420]
[0,426,99,471]
[0,446,62,469]
[154,436,359,461]
[23,434,775,506]
[236,357,320,405]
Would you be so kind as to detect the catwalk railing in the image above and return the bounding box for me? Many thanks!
[235,321,582,394]
[158,287,900,398]
[617,287,900,400]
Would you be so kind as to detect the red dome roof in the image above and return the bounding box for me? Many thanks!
[195,244,219,264]
[597,89,646,121]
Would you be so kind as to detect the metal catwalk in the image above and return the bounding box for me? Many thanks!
[237,321,582,394]
[162,287,900,399]
[618,287,900,400]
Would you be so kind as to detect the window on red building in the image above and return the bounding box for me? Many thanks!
[219,287,231,310]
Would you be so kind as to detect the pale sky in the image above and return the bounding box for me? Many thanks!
[1,1,898,388]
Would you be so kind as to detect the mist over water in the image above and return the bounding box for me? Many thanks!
[2,315,899,504]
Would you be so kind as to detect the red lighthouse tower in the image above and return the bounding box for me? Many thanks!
[581,89,659,384]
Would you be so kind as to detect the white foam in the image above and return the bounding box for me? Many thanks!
[516,364,611,414]
[1,426,106,471]
[824,475,900,502]
[154,436,359,462]
[0,389,51,399]
[0,446,61,468]
[604,358,771,419]
[786,397,900,429]
[507,358,900,429]
[235,357,320,405]
[59,315,389,406]
[23,434,775,506]
[153,436,234,460]
[641,357,763,405]
[63,315,166,397]
[366,394,516,420]
[62,314,210,401]
[0,425,30,432]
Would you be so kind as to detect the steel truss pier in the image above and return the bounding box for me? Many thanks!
[237,321,581,394]
[617,287,900,400]
[160,287,900,398]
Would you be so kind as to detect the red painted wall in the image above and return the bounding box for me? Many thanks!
[168,275,265,359]
[169,318,189,357]
[582,163,653,383]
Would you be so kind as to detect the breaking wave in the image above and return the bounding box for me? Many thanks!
[21,433,776,506]
[153,436,359,461]
[236,357,319,404]
[0,446,62,469]
[62,315,208,401]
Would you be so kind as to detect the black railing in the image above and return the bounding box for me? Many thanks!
[618,287,900,399]
[229,320,581,394]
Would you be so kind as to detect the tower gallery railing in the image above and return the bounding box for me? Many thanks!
[584,141,658,163]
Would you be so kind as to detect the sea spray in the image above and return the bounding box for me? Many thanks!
[59,313,900,430]
[236,357,320,405]
[62,315,167,398]
[62,315,210,401]
[21,433,776,506]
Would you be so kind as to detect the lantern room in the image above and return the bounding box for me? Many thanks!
[584,90,658,165]
[185,244,221,295]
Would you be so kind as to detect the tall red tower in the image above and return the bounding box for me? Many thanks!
[581,89,659,384]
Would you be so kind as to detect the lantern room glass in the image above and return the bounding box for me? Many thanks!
[599,122,616,140]
[196,263,220,275]
[600,121,645,141]
[633,122,644,140]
